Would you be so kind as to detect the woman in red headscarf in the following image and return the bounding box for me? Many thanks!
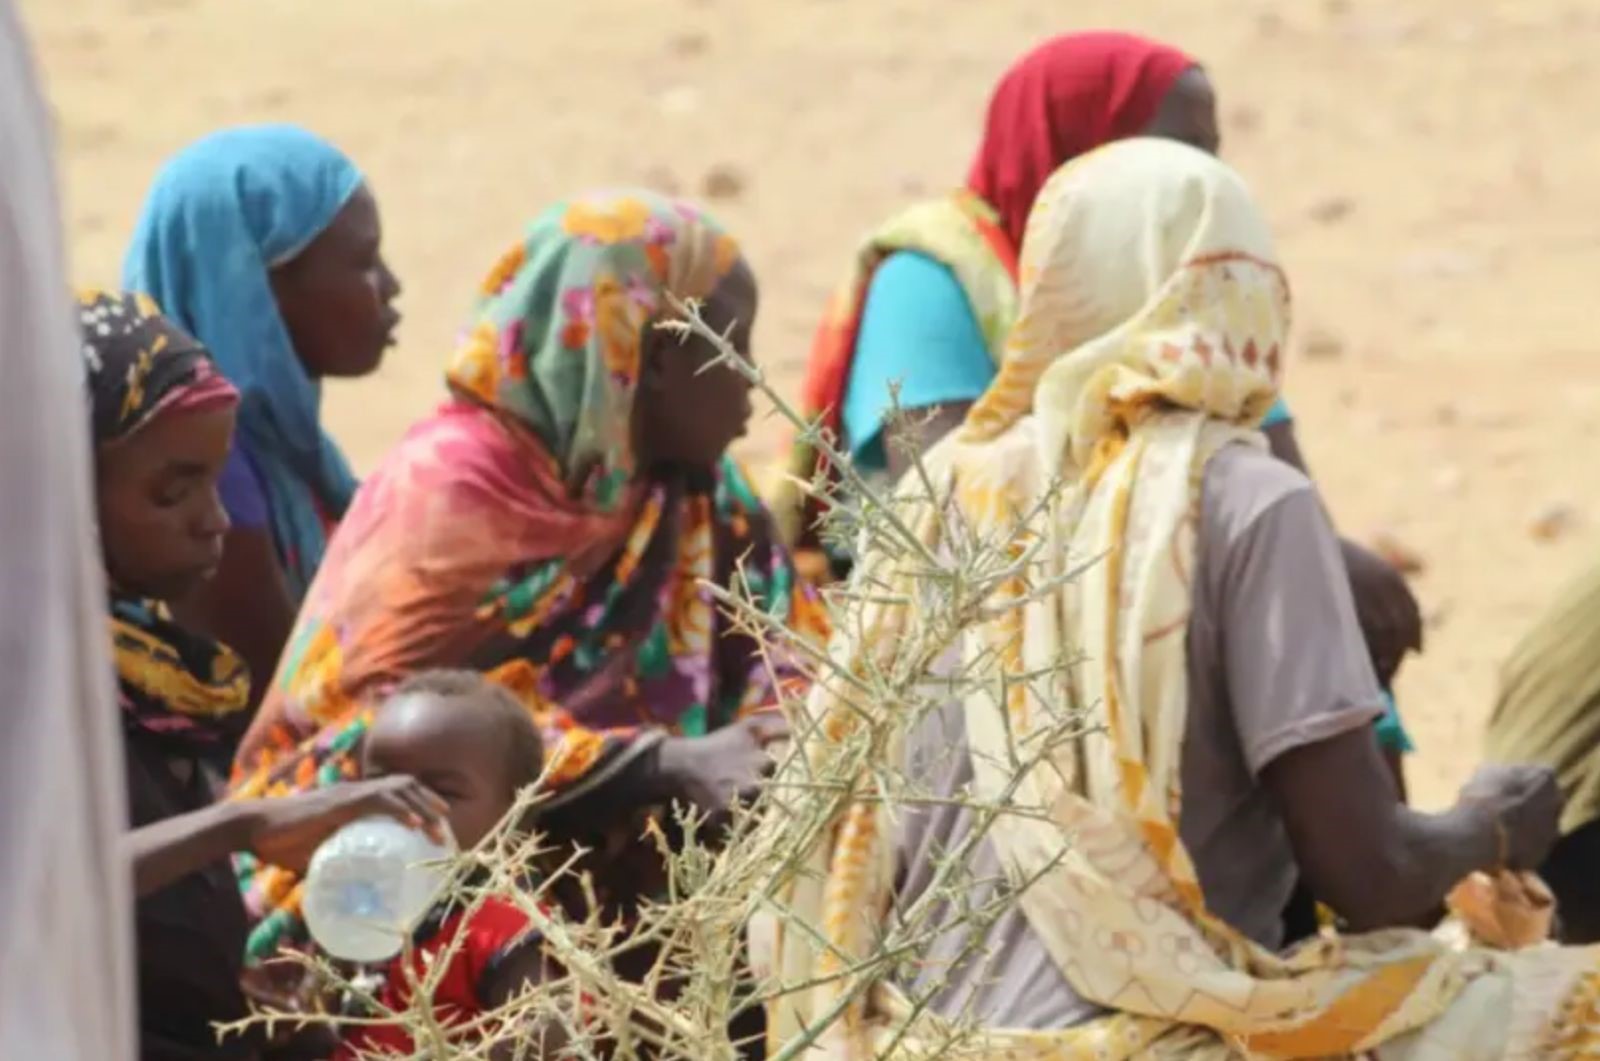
[775,32,1217,572]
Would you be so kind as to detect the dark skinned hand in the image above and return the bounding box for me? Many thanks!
[1458,763,1563,871]
[237,775,449,875]
[654,712,791,819]
[1340,538,1424,686]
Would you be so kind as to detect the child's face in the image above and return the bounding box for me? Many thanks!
[362,692,518,850]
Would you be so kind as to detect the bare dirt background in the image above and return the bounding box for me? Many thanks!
[24,0,1600,809]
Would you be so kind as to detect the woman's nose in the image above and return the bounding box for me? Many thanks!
[198,487,231,537]
[379,257,403,302]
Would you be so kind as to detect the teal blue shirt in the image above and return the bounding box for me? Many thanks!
[1375,690,1414,753]
[843,251,996,472]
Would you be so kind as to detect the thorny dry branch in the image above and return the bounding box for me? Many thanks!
[228,295,1093,1059]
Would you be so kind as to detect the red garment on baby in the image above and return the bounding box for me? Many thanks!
[334,897,533,1059]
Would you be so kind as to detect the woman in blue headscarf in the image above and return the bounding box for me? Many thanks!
[124,124,402,707]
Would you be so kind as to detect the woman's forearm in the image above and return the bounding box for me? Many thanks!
[125,801,254,898]
[1266,728,1499,932]
[1345,802,1498,930]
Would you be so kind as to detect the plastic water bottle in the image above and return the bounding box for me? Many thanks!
[302,815,456,963]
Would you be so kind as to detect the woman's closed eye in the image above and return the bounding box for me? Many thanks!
[150,474,197,508]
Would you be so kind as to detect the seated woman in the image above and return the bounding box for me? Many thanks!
[122,124,403,707]
[765,142,1595,1059]
[78,289,446,1059]
[1486,554,1600,942]
[232,191,825,960]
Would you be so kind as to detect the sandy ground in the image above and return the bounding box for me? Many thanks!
[23,0,1600,809]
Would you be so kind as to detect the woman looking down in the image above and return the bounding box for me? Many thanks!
[79,289,444,1059]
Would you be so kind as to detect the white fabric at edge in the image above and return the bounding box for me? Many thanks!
[0,1,134,1056]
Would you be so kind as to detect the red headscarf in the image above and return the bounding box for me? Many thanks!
[966,32,1195,251]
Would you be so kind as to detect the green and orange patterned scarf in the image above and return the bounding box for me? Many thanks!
[232,192,826,959]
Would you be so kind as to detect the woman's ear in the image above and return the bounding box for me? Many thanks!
[638,317,672,393]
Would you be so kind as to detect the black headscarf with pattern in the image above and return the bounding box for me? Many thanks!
[79,288,228,443]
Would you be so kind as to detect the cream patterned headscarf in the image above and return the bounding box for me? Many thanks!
[761,140,1600,1060]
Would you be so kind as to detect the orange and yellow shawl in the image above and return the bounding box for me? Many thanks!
[759,140,1600,1060]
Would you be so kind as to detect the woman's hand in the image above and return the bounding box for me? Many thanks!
[241,962,342,1056]
[129,775,449,898]
[1458,763,1564,871]
[653,713,790,819]
[236,775,450,874]
[1340,538,1423,685]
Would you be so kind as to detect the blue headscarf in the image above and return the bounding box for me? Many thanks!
[123,124,363,601]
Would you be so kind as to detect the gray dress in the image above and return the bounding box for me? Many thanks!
[891,443,1386,1028]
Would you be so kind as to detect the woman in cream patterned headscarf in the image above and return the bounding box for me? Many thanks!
[763,138,1600,1059]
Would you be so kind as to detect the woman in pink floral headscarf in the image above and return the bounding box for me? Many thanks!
[234,191,825,957]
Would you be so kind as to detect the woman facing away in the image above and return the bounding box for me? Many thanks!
[78,290,446,1060]
[777,30,1422,782]
[232,191,825,961]
[122,125,402,709]
[763,140,1598,1059]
